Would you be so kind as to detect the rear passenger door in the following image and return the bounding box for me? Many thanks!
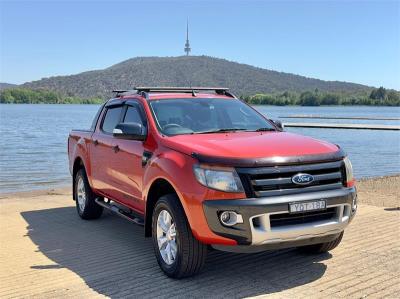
[90,102,124,199]
[110,101,147,212]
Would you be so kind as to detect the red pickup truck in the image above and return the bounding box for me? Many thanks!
[68,87,357,278]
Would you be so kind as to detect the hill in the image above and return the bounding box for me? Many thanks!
[22,56,372,99]
[0,83,18,90]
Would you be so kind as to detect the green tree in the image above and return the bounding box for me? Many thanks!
[321,93,340,105]
[369,87,387,100]
[299,91,320,106]
[387,91,400,102]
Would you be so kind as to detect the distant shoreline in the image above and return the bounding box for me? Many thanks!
[1,86,399,106]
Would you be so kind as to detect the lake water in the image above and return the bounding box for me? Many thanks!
[0,104,399,193]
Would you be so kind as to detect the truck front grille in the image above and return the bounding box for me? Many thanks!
[237,160,345,197]
[269,208,337,227]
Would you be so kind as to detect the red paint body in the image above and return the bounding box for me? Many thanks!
[68,93,352,246]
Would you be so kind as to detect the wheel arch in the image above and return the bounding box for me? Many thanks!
[72,157,85,201]
[145,177,184,237]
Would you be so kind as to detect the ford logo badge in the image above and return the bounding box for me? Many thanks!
[292,173,314,185]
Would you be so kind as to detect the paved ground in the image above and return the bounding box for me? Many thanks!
[0,189,399,298]
[356,175,400,208]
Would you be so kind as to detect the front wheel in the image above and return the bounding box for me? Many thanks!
[74,168,103,220]
[152,194,207,278]
[297,231,344,254]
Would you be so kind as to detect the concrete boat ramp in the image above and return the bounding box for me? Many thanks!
[0,179,399,298]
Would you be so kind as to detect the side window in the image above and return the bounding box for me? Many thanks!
[123,105,143,125]
[101,106,123,133]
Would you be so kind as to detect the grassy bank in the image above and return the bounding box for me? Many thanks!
[243,87,400,106]
[1,86,399,106]
[0,88,103,104]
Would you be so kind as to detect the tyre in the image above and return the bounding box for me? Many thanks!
[297,231,344,254]
[152,194,207,278]
[74,168,103,220]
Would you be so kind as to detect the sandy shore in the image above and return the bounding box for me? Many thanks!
[1,175,399,208]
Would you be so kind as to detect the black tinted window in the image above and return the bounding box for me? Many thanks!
[124,106,143,125]
[102,106,123,133]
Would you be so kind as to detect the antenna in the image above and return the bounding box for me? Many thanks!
[184,18,191,56]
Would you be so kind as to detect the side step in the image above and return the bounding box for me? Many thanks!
[95,198,144,226]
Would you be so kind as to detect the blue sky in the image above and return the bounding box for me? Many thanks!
[0,0,399,89]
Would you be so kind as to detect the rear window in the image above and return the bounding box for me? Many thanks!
[102,106,123,133]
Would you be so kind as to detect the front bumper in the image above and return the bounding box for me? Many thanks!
[203,187,357,250]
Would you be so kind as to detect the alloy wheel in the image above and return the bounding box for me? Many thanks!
[76,176,86,212]
[156,209,177,265]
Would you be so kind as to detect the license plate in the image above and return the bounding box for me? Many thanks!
[289,200,326,213]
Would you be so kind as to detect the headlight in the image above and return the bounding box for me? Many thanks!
[193,165,244,193]
[344,157,354,187]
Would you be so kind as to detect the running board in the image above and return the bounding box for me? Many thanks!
[95,198,144,226]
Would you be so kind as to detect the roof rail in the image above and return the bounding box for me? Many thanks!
[134,87,237,98]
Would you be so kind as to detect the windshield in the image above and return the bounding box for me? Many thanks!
[149,98,275,136]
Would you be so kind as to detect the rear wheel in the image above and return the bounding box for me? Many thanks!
[74,168,103,220]
[297,232,344,254]
[152,194,207,278]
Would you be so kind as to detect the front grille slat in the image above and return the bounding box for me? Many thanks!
[313,171,342,181]
[237,160,345,198]
[253,177,292,186]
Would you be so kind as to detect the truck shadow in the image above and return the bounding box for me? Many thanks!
[21,207,330,298]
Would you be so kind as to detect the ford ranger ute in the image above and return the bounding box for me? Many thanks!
[68,87,357,278]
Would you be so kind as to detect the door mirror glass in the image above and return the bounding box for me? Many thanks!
[113,122,147,141]
[271,119,284,131]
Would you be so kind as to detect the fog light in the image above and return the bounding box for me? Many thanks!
[219,211,243,226]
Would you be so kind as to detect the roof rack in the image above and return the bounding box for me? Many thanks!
[112,87,237,99]
[112,89,148,98]
[135,87,237,98]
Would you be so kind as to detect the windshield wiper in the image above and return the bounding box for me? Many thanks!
[195,128,248,134]
[254,127,276,132]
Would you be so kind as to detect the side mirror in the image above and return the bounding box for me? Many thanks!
[271,119,284,131]
[113,122,147,141]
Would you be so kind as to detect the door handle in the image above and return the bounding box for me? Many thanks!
[93,139,99,146]
[142,151,153,167]
[112,145,120,153]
